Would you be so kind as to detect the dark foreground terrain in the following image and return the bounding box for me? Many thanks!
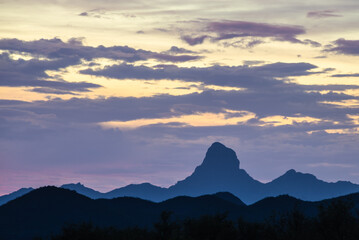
[1,186,359,239]
[52,202,359,240]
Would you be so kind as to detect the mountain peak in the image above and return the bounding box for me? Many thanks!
[199,142,240,172]
[270,169,319,185]
[285,169,297,175]
[61,182,84,188]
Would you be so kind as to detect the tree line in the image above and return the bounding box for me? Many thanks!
[37,199,359,240]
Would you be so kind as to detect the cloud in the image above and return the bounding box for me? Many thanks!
[302,39,322,47]
[222,38,264,49]
[0,52,101,93]
[4,86,357,127]
[331,73,359,77]
[180,20,317,47]
[207,20,305,43]
[2,97,359,190]
[162,46,196,54]
[324,38,359,56]
[302,85,359,91]
[28,87,79,95]
[307,10,341,18]
[77,61,359,123]
[181,35,209,46]
[242,60,265,66]
[80,62,319,88]
[0,38,203,63]
[0,37,203,94]
[79,12,89,16]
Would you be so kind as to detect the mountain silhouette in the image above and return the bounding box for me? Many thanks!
[1,186,359,240]
[167,142,264,202]
[265,169,359,201]
[105,182,167,201]
[2,142,359,205]
[61,182,104,199]
[0,187,33,206]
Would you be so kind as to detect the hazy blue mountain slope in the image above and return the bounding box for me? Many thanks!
[0,187,33,206]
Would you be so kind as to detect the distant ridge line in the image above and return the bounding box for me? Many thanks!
[1,142,359,205]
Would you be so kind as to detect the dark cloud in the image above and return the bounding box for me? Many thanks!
[28,87,79,95]
[162,46,196,54]
[0,38,203,63]
[324,38,359,56]
[307,10,341,18]
[331,73,359,77]
[302,39,322,47]
[242,60,265,66]
[181,35,208,46]
[4,86,357,126]
[80,62,319,88]
[77,8,110,19]
[77,60,359,121]
[180,20,317,47]
[0,52,101,93]
[0,37,203,94]
[222,38,264,49]
[207,21,305,43]
[301,85,359,91]
[313,55,327,59]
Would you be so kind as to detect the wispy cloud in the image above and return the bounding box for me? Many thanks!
[0,38,203,63]
[308,162,352,168]
[307,10,342,18]
[180,20,320,47]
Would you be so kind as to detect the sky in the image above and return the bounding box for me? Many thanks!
[1,0,359,195]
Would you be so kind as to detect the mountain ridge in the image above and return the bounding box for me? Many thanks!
[2,142,359,205]
[1,186,359,240]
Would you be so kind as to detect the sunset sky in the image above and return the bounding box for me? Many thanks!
[1,0,359,195]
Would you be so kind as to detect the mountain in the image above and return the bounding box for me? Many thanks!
[167,142,264,203]
[212,192,246,207]
[166,142,359,203]
[0,187,159,240]
[61,182,104,199]
[104,183,168,201]
[0,187,33,206]
[2,142,359,205]
[265,169,359,201]
[0,187,242,239]
[1,186,359,240]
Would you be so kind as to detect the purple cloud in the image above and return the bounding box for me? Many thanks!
[80,62,319,89]
[0,37,202,94]
[162,46,196,54]
[307,10,341,18]
[331,73,359,77]
[325,39,359,56]
[208,21,305,43]
[0,52,101,93]
[222,38,264,48]
[181,35,209,46]
[0,38,203,63]
[180,20,316,47]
